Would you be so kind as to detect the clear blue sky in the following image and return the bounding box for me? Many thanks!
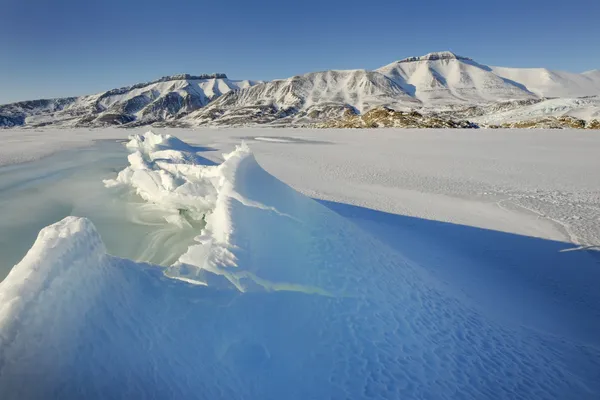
[1,0,599,104]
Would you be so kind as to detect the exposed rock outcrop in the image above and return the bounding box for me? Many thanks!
[316,107,478,129]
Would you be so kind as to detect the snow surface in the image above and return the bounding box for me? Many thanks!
[0,128,599,399]
[0,128,111,165]
[253,136,293,143]
[1,130,600,399]
[1,127,599,246]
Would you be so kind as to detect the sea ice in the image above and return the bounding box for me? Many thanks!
[0,132,598,399]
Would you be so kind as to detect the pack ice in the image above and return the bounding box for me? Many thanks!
[0,132,598,399]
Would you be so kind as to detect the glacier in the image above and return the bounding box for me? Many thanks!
[0,131,599,399]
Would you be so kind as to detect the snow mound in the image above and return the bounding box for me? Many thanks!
[1,132,599,399]
[0,217,107,338]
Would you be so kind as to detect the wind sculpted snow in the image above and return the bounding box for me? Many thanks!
[0,132,599,399]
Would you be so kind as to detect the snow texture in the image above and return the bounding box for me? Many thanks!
[0,131,599,399]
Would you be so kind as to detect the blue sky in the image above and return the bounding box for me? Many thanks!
[1,0,599,104]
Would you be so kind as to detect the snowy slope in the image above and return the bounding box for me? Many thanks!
[471,96,600,124]
[583,69,600,82]
[491,66,600,98]
[0,74,258,128]
[1,131,599,398]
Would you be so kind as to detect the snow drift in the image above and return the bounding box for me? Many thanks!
[0,132,599,399]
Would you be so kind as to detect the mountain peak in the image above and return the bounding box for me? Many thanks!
[155,73,228,81]
[398,51,471,63]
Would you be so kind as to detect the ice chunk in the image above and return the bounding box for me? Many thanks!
[104,131,218,222]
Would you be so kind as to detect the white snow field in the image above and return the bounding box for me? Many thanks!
[0,128,599,399]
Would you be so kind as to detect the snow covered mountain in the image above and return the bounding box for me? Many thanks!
[376,52,536,105]
[189,51,600,126]
[377,51,600,104]
[0,74,258,128]
[187,69,420,125]
[2,52,600,128]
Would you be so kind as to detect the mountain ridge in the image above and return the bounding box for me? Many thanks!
[2,52,599,128]
[0,75,259,127]
[397,51,472,63]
